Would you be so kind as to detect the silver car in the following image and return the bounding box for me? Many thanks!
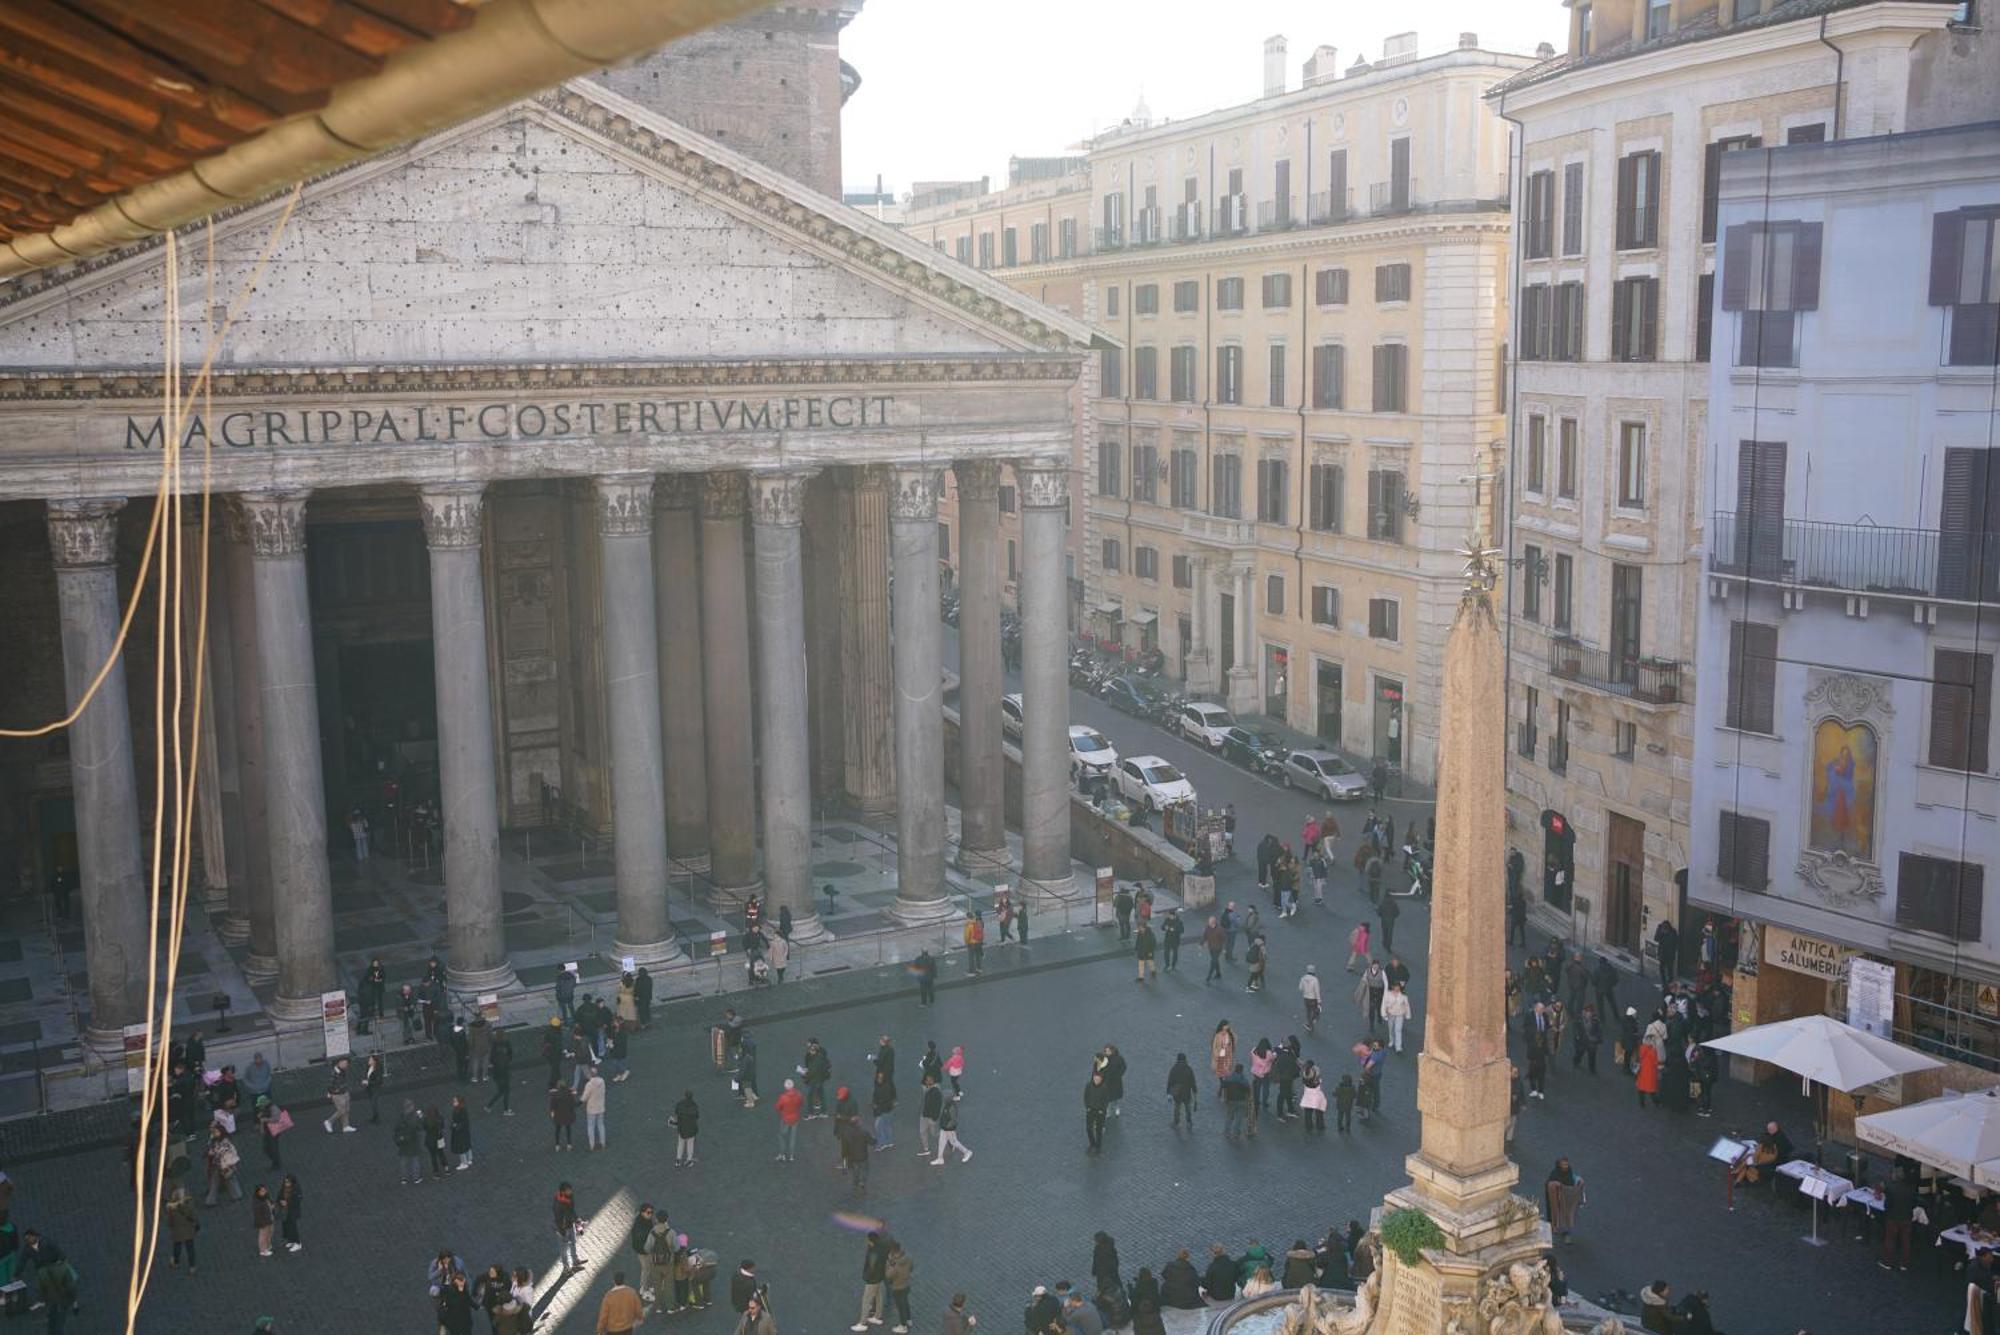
[1282,749,1369,802]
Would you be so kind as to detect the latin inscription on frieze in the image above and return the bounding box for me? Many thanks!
[1387,1264,1443,1335]
[122,395,894,451]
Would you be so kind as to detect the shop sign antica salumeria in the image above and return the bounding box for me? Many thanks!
[1763,926,1855,980]
[119,394,896,451]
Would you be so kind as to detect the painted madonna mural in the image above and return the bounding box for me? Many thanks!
[1810,718,1878,861]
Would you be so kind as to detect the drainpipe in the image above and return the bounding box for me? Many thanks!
[1495,88,1529,806]
[1817,15,1847,141]
[0,0,774,277]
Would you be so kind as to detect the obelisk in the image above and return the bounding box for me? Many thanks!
[1365,474,1561,1334]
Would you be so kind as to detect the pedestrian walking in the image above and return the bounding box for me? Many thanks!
[1161,909,1183,971]
[555,966,577,1026]
[1346,922,1370,972]
[737,1033,761,1109]
[1245,934,1267,993]
[1653,918,1680,988]
[1300,965,1323,1033]
[1573,1005,1602,1075]
[1300,1066,1328,1133]
[673,1090,700,1166]
[1382,982,1413,1054]
[1202,917,1226,983]
[1113,883,1134,940]
[1354,960,1386,1032]
[1544,1157,1584,1244]
[251,1184,274,1258]
[1222,902,1240,961]
[885,1239,916,1332]
[852,1231,892,1330]
[362,1052,384,1124]
[944,1044,965,1095]
[918,1074,943,1157]
[548,1080,577,1151]
[597,1272,643,1335]
[421,1103,450,1177]
[962,912,985,975]
[913,949,937,1007]
[1167,1054,1197,1130]
[1220,1064,1251,1140]
[323,1058,354,1135]
[1635,1039,1661,1109]
[486,1033,513,1114]
[1370,757,1387,802]
[165,1187,199,1273]
[255,1096,284,1170]
[1092,1232,1122,1296]
[553,1181,583,1272]
[449,1095,473,1170]
[1333,1074,1356,1133]
[931,1092,972,1164]
[1378,895,1400,954]
[201,1124,242,1205]
[871,1067,897,1149]
[1526,1040,1548,1100]
[1134,921,1156,982]
[802,1039,832,1115]
[1209,1020,1236,1085]
[277,1174,303,1252]
[838,1109,872,1195]
[1084,1071,1111,1152]
[775,1079,803,1162]
[1016,896,1030,944]
[392,1100,425,1182]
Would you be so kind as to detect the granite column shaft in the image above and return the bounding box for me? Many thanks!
[838,469,896,814]
[221,507,276,978]
[699,473,760,895]
[889,467,949,921]
[750,473,826,939]
[952,461,1008,869]
[1015,461,1074,898]
[652,477,709,863]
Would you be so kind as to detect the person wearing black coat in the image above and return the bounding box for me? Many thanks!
[436,1270,476,1335]
[1166,1055,1197,1129]
[1023,1287,1061,1333]
[730,1259,763,1313]
[1316,1231,1351,1288]
[1159,1251,1203,1309]
[1090,1232,1121,1293]
[1201,1245,1238,1303]
[1281,1240,1317,1287]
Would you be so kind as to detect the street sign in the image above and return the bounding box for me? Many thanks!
[710,931,728,957]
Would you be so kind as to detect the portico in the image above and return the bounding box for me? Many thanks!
[0,81,1090,1041]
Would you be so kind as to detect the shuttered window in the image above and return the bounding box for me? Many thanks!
[1930,648,1994,773]
[1561,162,1585,256]
[1309,463,1344,532]
[1734,439,1788,578]
[1375,263,1412,303]
[1315,267,1350,305]
[1935,448,2000,602]
[1696,272,1716,363]
[1173,280,1200,313]
[1524,170,1555,259]
[1257,458,1289,523]
[1133,346,1158,400]
[1170,346,1197,403]
[1216,346,1243,404]
[1100,347,1123,398]
[1611,277,1659,361]
[1311,586,1340,626]
[1525,416,1547,494]
[1725,621,1777,734]
[1368,597,1400,641]
[1897,853,1985,941]
[1311,344,1345,409]
[1553,282,1585,361]
[1371,345,1408,413]
[1210,454,1243,519]
[1521,544,1543,622]
[1268,344,1288,408]
[1721,222,1822,368]
[1216,277,1245,310]
[1716,811,1770,889]
[1172,554,1194,589]
[1135,284,1159,315]
[1262,273,1293,309]
[1701,136,1760,243]
[1931,209,2000,367]
[1519,284,1552,361]
[1266,574,1285,616]
[1615,150,1661,250]
[1367,469,1406,543]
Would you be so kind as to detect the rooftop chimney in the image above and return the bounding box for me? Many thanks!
[1381,31,1419,65]
[1303,44,1340,86]
[1459,31,1479,49]
[1264,34,1288,97]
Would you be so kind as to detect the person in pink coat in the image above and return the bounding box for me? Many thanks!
[944,1045,966,1095]
[1346,922,1371,971]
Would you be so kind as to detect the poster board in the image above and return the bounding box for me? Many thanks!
[1848,958,1896,1038]
[320,990,351,1059]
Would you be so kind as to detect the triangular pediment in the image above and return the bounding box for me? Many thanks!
[0,81,1089,372]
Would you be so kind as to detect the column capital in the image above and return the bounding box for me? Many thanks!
[953,458,1005,502]
[238,491,310,559]
[889,466,946,521]
[594,474,655,537]
[418,483,485,551]
[1011,459,1070,509]
[46,498,124,569]
[699,471,748,520]
[654,474,700,512]
[749,470,816,528]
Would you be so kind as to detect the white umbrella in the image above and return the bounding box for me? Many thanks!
[1858,1089,2000,1179]
[1702,1014,1943,1093]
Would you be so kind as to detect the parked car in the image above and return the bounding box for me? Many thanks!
[1100,674,1164,718]
[1220,725,1288,777]
[1176,701,1236,749]
[1282,749,1369,802]
[1115,755,1196,812]
[1068,725,1119,778]
[1001,692,1024,739]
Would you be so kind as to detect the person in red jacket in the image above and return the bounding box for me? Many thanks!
[774,1079,804,1163]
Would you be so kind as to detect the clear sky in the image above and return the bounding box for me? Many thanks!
[840,0,1566,196]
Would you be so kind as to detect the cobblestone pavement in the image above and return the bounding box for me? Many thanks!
[1,675,1947,1334]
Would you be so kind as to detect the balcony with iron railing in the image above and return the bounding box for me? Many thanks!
[1182,511,1257,549]
[1547,635,1684,704]
[1211,196,1248,237]
[1708,511,2000,604]
[1369,177,1417,216]
[1256,197,1297,231]
[1170,204,1202,243]
[1093,225,1124,252]
[1308,189,1354,226]
[1133,208,1163,246]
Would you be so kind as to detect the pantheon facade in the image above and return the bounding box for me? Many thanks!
[0,83,1089,1047]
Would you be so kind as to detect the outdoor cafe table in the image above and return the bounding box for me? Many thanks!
[1940,1224,2000,1260]
[1778,1160,1854,1205]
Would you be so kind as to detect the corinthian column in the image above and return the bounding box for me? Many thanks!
[239,491,338,1023]
[221,502,277,980]
[750,472,828,940]
[47,499,149,1050]
[838,468,896,814]
[952,460,1009,871]
[1014,460,1074,901]
[594,476,679,965]
[652,476,709,864]
[888,466,951,923]
[421,485,515,992]
[699,473,760,897]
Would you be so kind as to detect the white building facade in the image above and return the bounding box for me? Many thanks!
[1693,121,2000,1073]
